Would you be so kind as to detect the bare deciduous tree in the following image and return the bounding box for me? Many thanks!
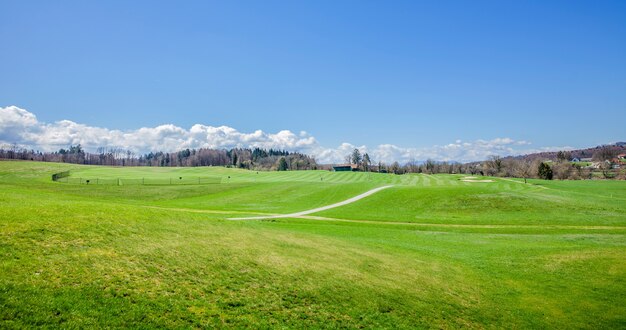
[514,160,533,183]
[593,146,618,161]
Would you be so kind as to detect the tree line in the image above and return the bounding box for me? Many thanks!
[0,144,317,171]
[343,147,624,180]
[1,143,623,179]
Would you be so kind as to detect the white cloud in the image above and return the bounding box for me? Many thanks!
[0,105,319,156]
[0,105,568,164]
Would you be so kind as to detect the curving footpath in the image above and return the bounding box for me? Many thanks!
[229,185,394,220]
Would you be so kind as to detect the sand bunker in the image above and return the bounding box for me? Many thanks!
[461,179,494,183]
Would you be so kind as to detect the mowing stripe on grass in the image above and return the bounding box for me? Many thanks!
[292,215,626,230]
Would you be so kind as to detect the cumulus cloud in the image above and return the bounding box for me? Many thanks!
[0,105,565,164]
[0,105,318,155]
[311,139,543,164]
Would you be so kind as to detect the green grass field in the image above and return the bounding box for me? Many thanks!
[1,161,625,328]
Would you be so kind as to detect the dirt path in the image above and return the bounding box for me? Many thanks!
[229,185,394,220]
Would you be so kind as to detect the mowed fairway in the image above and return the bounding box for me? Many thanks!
[1,161,625,328]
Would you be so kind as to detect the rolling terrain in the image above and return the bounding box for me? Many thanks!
[1,161,624,328]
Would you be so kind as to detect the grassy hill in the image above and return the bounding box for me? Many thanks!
[1,161,625,328]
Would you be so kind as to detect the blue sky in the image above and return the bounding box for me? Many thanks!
[1,1,625,162]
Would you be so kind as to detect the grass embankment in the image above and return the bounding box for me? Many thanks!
[1,161,624,328]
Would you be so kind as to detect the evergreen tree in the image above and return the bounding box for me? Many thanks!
[278,157,288,171]
[362,153,371,171]
[538,162,553,180]
[351,148,362,165]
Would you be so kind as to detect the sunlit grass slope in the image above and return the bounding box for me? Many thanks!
[316,177,626,226]
[1,161,625,328]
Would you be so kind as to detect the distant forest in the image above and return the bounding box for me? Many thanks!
[0,144,317,171]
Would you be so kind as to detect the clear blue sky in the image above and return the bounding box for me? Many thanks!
[1,0,625,150]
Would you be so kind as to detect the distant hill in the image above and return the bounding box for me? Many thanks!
[504,142,626,162]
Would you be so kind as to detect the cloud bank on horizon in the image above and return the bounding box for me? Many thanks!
[0,106,568,164]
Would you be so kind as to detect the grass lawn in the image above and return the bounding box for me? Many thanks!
[1,161,625,328]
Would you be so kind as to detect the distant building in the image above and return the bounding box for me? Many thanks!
[610,154,626,169]
[332,164,359,172]
[580,157,593,162]
[571,157,581,162]
[590,161,608,169]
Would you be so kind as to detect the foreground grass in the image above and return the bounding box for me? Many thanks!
[1,161,625,328]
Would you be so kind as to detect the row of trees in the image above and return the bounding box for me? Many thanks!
[481,156,598,181]
[0,145,317,171]
[2,144,622,179]
[350,156,613,180]
[342,146,623,180]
